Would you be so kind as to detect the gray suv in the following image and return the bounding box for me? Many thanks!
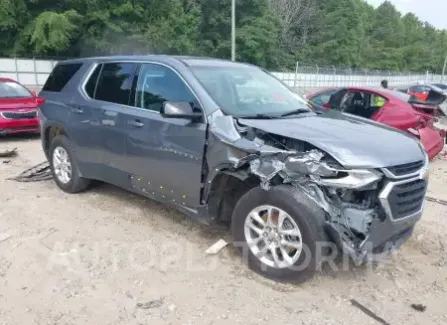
[39,56,429,282]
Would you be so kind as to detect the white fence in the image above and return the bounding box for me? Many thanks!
[0,57,444,95]
[0,58,58,88]
[273,63,445,95]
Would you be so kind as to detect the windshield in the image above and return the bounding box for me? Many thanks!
[0,81,33,99]
[433,83,447,90]
[191,66,311,117]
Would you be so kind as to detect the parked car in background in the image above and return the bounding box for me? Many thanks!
[0,78,45,135]
[397,84,447,116]
[39,56,428,282]
[400,84,431,101]
[307,86,445,160]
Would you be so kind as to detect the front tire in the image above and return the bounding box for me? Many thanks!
[231,185,329,283]
[49,135,90,193]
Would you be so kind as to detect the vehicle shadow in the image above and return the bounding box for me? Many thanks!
[86,182,229,243]
[0,133,40,143]
[73,182,392,286]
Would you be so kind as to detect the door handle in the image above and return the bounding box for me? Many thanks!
[128,120,144,128]
[71,106,83,114]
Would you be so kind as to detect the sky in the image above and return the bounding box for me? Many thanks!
[366,0,447,30]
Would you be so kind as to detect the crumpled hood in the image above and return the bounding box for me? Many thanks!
[239,111,426,169]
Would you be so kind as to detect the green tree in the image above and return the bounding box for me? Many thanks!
[1,0,447,72]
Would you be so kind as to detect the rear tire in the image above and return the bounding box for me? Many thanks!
[49,135,90,193]
[231,185,329,283]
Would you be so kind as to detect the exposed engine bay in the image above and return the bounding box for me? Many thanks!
[206,113,427,260]
[245,127,382,255]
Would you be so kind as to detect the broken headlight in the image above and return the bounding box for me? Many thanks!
[283,150,382,189]
[316,169,382,190]
[284,150,339,177]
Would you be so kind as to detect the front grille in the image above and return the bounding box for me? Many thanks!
[1,111,37,120]
[387,179,426,220]
[386,160,424,177]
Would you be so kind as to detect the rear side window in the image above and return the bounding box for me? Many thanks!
[310,89,337,105]
[85,65,102,98]
[95,63,137,105]
[42,63,82,92]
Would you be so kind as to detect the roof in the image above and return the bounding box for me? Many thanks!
[58,55,253,69]
[0,78,16,83]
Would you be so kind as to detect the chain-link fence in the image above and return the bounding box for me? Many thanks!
[1,57,445,96]
[273,63,445,96]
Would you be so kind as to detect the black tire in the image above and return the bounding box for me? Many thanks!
[49,135,90,193]
[231,185,330,283]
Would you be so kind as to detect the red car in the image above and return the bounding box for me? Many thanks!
[307,87,445,160]
[0,78,45,135]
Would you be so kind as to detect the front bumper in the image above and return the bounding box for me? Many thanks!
[325,213,419,262]
[0,111,40,135]
[326,170,427,262]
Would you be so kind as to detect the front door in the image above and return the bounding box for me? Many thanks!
[124,63,207,207]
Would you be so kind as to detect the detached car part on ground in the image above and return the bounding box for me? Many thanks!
[0,78,45,135]
[39,56,429,282]
[307,87,445,160]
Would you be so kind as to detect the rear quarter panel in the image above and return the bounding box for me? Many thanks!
[372,102,420,130]
[38,62,94,141]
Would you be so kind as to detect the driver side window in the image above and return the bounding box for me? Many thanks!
[135,63,196,112]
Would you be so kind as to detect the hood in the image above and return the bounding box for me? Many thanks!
[239,110,426,169]
[0,97,38,111]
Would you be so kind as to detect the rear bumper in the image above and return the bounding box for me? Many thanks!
[0,115,39,135]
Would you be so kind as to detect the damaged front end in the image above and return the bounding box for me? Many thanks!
[205,113,427,261]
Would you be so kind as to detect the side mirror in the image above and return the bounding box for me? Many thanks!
[161,101,202,121]
[36,97,45,106]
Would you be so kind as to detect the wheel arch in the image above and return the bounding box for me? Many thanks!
[206,169,260,225]
[43,122,73,159]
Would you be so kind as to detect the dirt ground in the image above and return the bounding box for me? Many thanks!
[0,136,446,325]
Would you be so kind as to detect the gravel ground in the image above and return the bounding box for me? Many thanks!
[1,136,447,325]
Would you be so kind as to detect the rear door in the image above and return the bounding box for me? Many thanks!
[70,62,138,185]
[88,62,138,185]
[123,63,207,207]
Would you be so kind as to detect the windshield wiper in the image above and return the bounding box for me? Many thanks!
[280,109,313,117]
[238,114,279,119]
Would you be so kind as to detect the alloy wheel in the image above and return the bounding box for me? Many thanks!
[244,205,303,269]
[52,146,72,184]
